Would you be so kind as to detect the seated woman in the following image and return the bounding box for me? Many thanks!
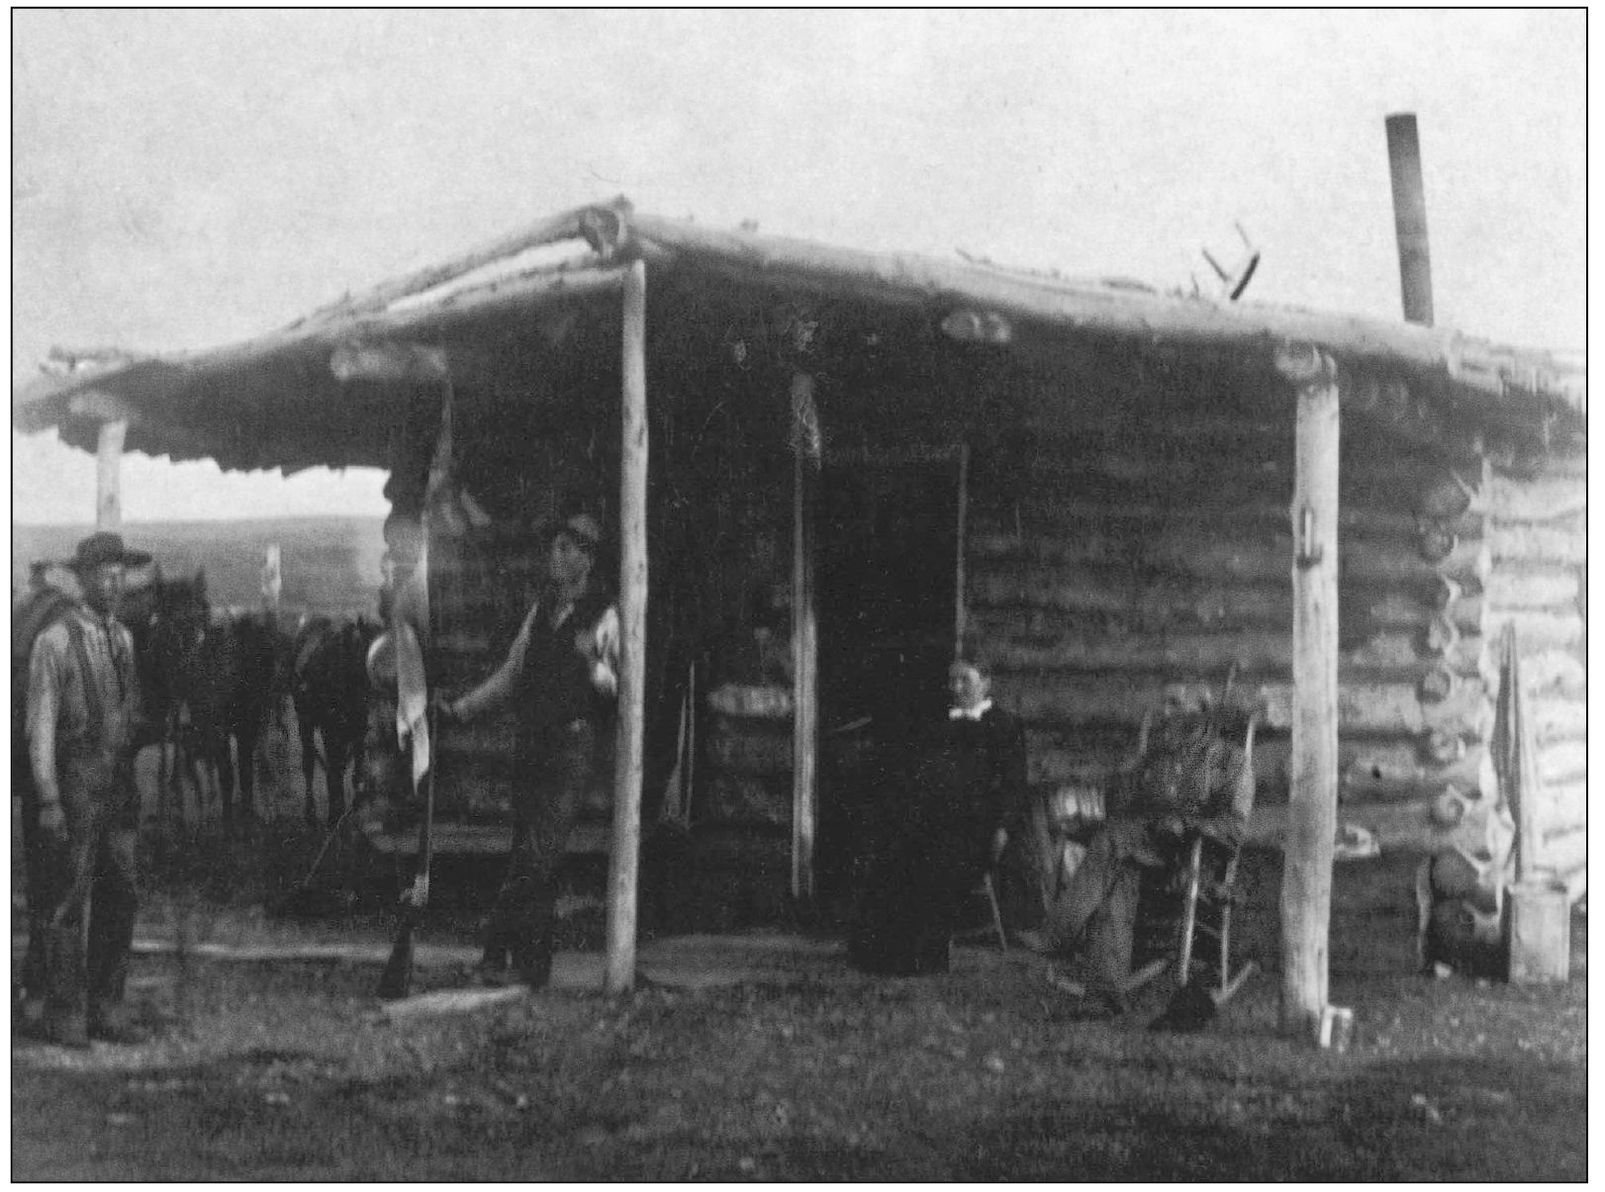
[846,659,1028,976]
[1024,700,1254,1013]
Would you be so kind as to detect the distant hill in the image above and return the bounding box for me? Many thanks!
[12,516,387,622]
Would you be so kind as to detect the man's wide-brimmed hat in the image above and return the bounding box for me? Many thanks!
[62,531,151,571]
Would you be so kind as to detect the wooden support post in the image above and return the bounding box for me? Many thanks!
[791,372,820,903]
[1276,344,1341,1044]
[604,258,648,996]
[95,419,127,530]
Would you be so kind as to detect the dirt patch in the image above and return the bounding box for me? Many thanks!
[11,901,1586,1181]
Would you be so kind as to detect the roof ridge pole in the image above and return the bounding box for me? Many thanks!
[1275,342,1342,1046]
[301,197,634,328]
[604,257,649,996]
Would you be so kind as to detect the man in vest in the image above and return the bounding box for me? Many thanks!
[25,532,149,1046]
[440,510,619,989]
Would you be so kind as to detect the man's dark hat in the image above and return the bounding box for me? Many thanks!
[63,531,152,571]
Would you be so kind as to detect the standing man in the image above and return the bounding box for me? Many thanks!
[439,511,619,989]
[25,532,149,1046]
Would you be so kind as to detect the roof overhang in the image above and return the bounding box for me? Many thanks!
[13,196,1585,472]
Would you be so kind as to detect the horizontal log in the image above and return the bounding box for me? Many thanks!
[994,450,1481,517]
[1247,797,1505,857]
[67,389,141,424]
[433,717,520,757]
[970,503,1484,555]
[1505,451,1588,482]
[1557,865,1587,903]
[432,759,612,816]
[1025,732,1486,801]
[996,672,1492,739]
[968,527,1486,593]
[1514,649,1586,701]
[1484,567,1581,609]
[708,684,794,719]
[1528,697,1587,746]
[1484,608,1585,652]
[1531,781,1586,831]
[1540,826,1585,876]
[1487,523,1586,565]
[967,574,1485,634]
[1536,742,1588,787]
[708,729,792,776]
[328,341,450,383]
[976,625,1485,680]
[1486,474,1586,522]
[702,775,791,828]
[969,573,1490,629]
[1012,412,1474,480]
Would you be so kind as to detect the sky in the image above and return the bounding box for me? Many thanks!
[10,9,1587,525]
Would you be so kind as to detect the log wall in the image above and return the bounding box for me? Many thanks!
[965,401,1503,859]
[1484,451,1587,892]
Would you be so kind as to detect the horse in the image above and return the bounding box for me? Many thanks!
[179,610,283,827]
[120,570,213,811]
[290,616,379,828]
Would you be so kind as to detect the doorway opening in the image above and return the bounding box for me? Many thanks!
[814,446,965,906]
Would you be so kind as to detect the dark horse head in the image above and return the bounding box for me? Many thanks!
[120,570,212,745]
[291,616,380,828]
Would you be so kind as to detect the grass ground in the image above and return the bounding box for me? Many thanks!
[11,880,1586,1182]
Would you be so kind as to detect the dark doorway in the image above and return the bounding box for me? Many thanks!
[814,449,963,906]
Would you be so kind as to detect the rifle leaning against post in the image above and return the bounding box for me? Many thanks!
[377,704,435,1000]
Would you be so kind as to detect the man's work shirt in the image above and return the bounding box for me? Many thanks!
[27,606,140,797]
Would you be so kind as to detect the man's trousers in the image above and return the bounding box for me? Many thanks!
[481,721,600,986]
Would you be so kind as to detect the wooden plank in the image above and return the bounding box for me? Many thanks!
[1278,344,1341,1044]
[380,986,528,1020]
[605,258,649,996]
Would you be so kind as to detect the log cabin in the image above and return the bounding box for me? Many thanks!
[15,197,1585,1011]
